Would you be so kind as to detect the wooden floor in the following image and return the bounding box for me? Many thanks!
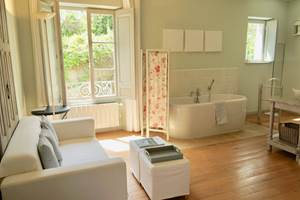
[96,125,300,200]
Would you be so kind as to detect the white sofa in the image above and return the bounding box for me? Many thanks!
[0,116,127,200]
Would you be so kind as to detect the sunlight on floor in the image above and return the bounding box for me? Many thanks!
[117,135,144,143]
[98,135,144,152]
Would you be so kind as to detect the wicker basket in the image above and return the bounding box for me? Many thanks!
[279,122,299,146]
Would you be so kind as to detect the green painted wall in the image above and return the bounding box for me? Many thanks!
[141,0,288,112]
[282,0,300,98]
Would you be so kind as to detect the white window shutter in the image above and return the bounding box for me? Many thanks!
[264,19,278,62]
[115,8,135,99]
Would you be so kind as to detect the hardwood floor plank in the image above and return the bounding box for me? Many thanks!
[96,126,300,200]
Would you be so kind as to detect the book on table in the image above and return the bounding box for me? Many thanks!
[144,145,183,163]
[135,137,165,148]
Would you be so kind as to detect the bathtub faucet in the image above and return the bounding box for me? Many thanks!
[190,88,201,103]
[208,79,215,91]
[208,79,215,101]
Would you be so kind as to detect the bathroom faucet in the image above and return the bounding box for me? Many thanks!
[208,79,215,91]
[207,79,215,101]
[190,88,201,103]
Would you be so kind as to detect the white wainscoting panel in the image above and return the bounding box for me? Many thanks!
[67,103,120,131]
[170,67,239,97]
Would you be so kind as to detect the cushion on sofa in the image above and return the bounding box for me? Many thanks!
[38,135,60,169]
[41,116,59,143]
[0,117,43,178]
[60,139,109,167]
[40,128,63,165]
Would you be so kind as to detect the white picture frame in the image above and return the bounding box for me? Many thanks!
[205,31,223,52]
[163,29,184,52]
[184,29,204,52]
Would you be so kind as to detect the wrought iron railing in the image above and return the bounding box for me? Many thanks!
[66,81,115,98]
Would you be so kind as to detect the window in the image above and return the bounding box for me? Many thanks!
[89,12,116,98]
[246,20,265,62]
[245,17,277,63]
[60,8,116,103]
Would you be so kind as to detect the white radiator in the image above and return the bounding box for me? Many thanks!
[67,103,120,130]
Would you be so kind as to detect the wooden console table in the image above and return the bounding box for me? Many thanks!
[268,98,300,165]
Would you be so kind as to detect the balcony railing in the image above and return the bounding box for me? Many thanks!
[66,81,115,99]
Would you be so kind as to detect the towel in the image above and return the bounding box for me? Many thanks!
[215,102,228,125]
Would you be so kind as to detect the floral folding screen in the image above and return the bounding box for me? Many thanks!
[141,50,170,139]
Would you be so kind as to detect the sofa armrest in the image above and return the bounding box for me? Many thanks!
[1,158,127,200]
[52,117,95,141]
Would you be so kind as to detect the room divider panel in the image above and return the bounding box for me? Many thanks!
[0,0,19,156]
[140,50,170,140]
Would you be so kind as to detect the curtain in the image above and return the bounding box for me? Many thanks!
[30,0,66,108]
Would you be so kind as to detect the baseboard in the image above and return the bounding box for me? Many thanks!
[247,111,258,115]
[247,110,270,115]
[96,127,121,133]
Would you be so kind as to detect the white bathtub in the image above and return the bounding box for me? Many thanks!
[169,94,247,139]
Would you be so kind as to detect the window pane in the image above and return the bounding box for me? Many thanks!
[91,14,114,42]
[60,9,90,99]
[94,69,114,81]
[93,43,114,68]
[94,69,115,97]
[246,22,265,61]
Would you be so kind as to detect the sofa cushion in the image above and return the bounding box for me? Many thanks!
[40,128,63,165]
[60,139,109,167]
[41,116,59,143]
[38,135,60,169]
[0,117,43,178]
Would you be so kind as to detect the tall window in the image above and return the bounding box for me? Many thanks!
[60,8,116,103]
[89,11,116,99]
[245,17,277,63]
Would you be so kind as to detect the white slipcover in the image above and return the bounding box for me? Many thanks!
[0,117,43,178]
[60,139,108,167]
[140,151,190,200]
[0,116,127,200]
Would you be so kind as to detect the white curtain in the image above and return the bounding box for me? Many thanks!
[124,99,139,132]
[30,0,66,108]
[122,0,132,8]
[39,17,63,106]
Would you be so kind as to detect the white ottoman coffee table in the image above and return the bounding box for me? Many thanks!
[129,137,165,182]
[140,153,190,200]
[129,137,190,200]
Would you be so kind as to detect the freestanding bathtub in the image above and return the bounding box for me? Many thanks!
[169,94,247,139]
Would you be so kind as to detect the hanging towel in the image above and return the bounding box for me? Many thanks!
[215,102,228,125]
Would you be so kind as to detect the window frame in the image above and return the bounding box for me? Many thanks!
[87,8,118,101]
[245,17,270,64]
[245,18,273,64]
[60,7,119,105]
